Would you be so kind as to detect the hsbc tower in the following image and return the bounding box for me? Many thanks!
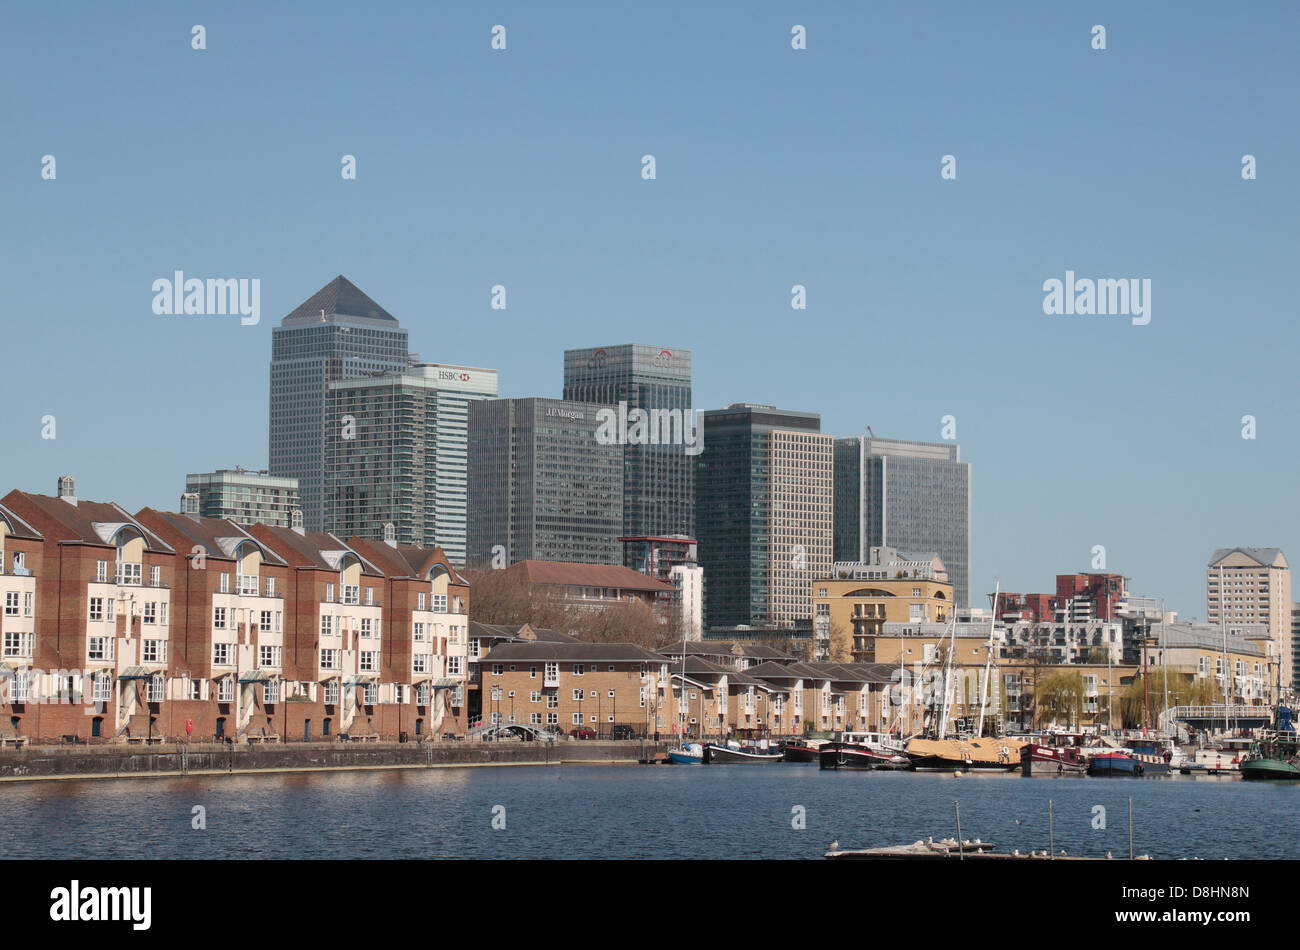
[325,362,499,563]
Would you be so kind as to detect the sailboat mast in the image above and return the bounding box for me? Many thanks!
[938,610,957,739]
[1160,598,1169,734]
[978,580,999,738]
[1220,565,1229,735]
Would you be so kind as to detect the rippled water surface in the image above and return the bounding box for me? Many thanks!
[1,765,1294,860]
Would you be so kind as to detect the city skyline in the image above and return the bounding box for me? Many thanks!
[4,3,1298,622]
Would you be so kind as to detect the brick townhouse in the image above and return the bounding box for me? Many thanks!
[477,642,667,736]
[0,477,472,744]
[2,479,178,741]
[0,501,44,741]
[466,621,576,724]
[134,507,293,741]
[346,533,470,739]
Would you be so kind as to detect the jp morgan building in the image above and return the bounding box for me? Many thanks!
[468,398,623,566]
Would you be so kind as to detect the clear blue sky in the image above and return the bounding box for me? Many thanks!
[2,2,1297,620]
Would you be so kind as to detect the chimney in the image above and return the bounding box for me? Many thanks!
[290,508,305,535]
[180,492,200,517]
[57,475,77,506]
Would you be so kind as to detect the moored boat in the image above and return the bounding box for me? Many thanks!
[1179,748,1241,775]
[819,732,911,771]
[782,738,827,763]
[703,740,784,764]
[1240,724,1300,780]
[1020,742,1088,775]
[1088,750,1142,776]
[906,736,1025,772]
[668,741,704,765]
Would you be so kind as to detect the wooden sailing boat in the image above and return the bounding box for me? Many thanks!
[906,589,1026,770]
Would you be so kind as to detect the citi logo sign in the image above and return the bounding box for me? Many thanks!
[652,348,673,369]
[586,348,608,370]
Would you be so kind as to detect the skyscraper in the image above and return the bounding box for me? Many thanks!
[695,404,832,630]
[467,398,623,565]
[269,277,410,531]
[562,345,694,544]
[834,436,972,609]
[325,364,498,563]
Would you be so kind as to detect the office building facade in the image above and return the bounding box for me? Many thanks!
[324,364,498,563]
[834,436,972,609]
[183,469,300,529]
[269,276,410,532]
[695,404,832,631]
[467,398,623,565]
[562,344,695,545]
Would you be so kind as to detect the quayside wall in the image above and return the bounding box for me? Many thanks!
[0,740,669,782]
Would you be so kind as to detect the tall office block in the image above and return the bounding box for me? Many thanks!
[835,436,972,609]
[269,276,410,531]
[695,404,832,630]
[325,364,498,563]
[562,344,694,543]
[183,469,300,529]
[467,398,623,565]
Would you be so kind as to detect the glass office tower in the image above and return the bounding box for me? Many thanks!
[695,404,832,630]
[325,364,498,563]
[562,344,694,544]
[467,398,623,565]
[834,436,972,609]
[269,276,410,532]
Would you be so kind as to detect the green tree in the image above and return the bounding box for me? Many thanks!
[1035,670,1085,727]
[1120,670,1224,728]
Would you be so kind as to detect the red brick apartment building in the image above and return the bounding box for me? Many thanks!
[997,573,1127,624]
[0,478,469,744]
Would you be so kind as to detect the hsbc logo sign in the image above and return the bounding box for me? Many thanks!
[438,370,472,382]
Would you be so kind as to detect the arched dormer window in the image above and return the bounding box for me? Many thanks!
[233,540,264,595]
[113,526,146,585]
[427,564,451,613]
[339,554,362,605]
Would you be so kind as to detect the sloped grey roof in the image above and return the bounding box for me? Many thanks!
[1160,624,1266,657]
[469,622,578,644]
[480,642,666,663]
[1208,547,1286,567]
[281,275,398,326]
